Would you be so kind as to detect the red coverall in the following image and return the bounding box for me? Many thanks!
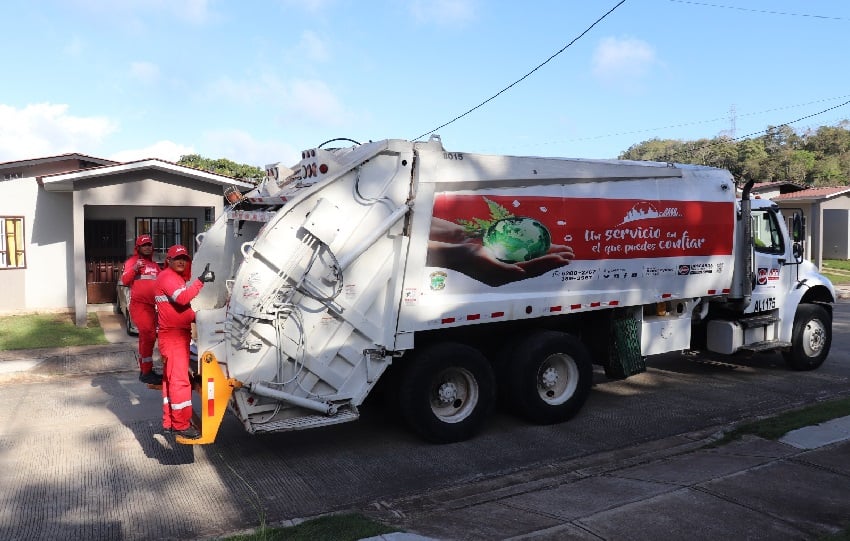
[121,250,160,375]
[155,268,204,431]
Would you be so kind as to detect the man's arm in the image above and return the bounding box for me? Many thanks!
[120,256,138,286]
[166,277,204,306]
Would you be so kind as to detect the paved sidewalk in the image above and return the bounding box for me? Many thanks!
[364,423,850,540]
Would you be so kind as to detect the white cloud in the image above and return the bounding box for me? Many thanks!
[0,103,116,161]
[129,61,161,84]
[287,80,351,126]
[591,37,659,91]
[410,0,476,26]
[207,75,353,127]
[202,129,300,168]
[64,36,85,57]
[70,0,213,25]
[298,31,330,62]
[278,0,334,14]
[109,140,195,163]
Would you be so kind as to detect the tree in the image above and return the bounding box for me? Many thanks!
[618,120,850,187]
[177,154,264,185]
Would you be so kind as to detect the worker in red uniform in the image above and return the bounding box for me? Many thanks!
[121,234,162,385]
[154,244,214,439]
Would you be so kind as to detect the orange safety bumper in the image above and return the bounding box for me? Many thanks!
[176,351,241,445]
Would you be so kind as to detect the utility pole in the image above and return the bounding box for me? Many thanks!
[729,104,737,139]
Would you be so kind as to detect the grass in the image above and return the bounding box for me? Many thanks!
[712,396,850,447]
[823,259,850,272]
[822,259,850,285]
[223,513,397,541]
[0,312,108,350]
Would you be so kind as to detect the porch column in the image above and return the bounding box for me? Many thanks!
[73,192,87,326]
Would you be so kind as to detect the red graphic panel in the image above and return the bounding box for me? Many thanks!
[431,194,734,261]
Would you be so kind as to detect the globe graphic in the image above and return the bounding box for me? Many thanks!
[483,217,551,263]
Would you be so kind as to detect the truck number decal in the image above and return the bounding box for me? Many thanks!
[753,297,776,312]
[443,152,463,160]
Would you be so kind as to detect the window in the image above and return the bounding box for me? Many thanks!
[135,217,197,261]
[752,209,784,255]
[204,207,214,231]
[0,216,26,269]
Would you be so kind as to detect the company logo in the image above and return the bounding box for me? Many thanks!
[620,202,684,225]
[429,271,447,291]
[757,267,768,285]
[678,265,691,275]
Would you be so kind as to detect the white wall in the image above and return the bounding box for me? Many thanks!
[0,177,73,313]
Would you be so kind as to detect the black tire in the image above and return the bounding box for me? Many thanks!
[505,331,593,424]
[783,304,831,371]
[125,315,137,336]
[398,342,496,443]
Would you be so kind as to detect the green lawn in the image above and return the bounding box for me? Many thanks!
[822,259,850,286]
[0,312,108,350]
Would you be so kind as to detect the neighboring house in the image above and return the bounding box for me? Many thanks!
[750,181,807,200]
[773,186,850,268]
[0,153,253,325]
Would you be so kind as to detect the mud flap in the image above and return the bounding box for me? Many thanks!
[176,351,241,445]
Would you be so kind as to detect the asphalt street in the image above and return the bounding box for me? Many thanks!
[0,299,848,540]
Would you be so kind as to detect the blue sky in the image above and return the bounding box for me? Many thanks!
[1,0,848,168]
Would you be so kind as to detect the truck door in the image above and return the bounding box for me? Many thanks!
[748,207,791,314]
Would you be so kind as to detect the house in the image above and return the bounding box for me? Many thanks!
[0,153,254,325]
[772,186,850,268]
[750,181,807,200]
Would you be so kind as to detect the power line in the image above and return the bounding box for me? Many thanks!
[668,0,850,21]
[533,95,850,147]
[412,0,628,142]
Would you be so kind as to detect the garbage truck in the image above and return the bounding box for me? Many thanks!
[179,136,835,445]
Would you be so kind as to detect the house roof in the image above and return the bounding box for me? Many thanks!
[0,152,117,170]
[40,158,255,192]
[772,186,850,202]
[752,181,806,192]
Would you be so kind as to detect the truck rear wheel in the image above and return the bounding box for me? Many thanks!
[783,304,831,371]
[506,331,593,424]
[398,342,496,443]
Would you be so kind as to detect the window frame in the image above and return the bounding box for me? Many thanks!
[752,208,785,256]
[135,217,197,262]
[0,216,26,270]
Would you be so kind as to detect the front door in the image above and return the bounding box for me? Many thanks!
[749,208,791,314]
[84,219,126,303]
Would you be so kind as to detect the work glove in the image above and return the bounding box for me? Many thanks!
[198,263,215,283]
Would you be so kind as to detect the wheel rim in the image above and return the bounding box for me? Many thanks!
[429,367,479,424]
[537,353,579,405]
[802,318,827,357]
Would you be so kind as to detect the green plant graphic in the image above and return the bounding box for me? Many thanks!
[456,197,514,238]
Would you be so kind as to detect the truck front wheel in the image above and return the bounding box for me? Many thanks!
[506,331,593,424]
[783,304,832,371]
[398,342,496,443]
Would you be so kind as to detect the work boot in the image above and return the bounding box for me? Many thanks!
[174,426,200,439]
[138,370,163,385]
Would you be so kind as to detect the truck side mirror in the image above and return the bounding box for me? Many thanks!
[790,212,805,262]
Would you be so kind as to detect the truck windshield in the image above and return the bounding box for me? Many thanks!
[752,209,784,255]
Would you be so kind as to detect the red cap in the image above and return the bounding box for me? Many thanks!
[166,244,189,259]
[135,234,153,247]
